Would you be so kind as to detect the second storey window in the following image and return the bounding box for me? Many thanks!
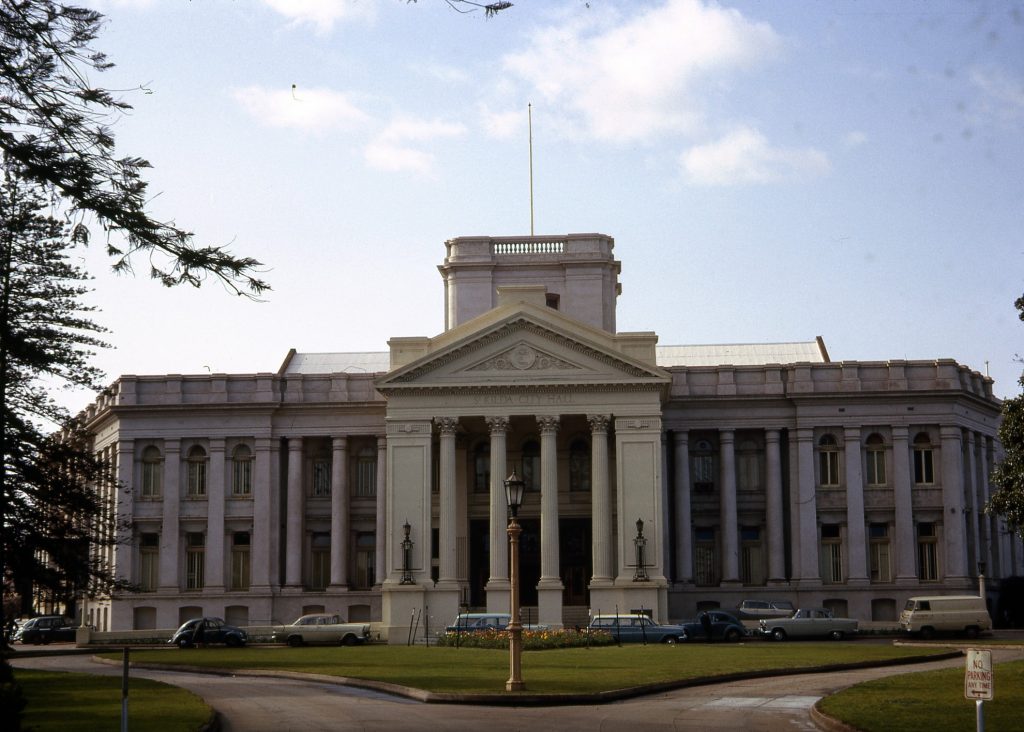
[355,447,377,497]
[818,434,840,487]
[473,443,490,494]
[186,446,207,497]
[140,445,163,498]
[691,440,715,493]
[232,445,253,496]
[865,434,886,486]
[521,440,540,492]
[569,439,591,492]
[913,433,935,485]
[312,458,331,497]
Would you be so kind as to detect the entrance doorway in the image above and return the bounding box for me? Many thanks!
[560,518,591,607]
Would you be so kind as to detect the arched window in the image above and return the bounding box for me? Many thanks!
[569,439,590,492]
[232,445,253,496]
[186,445,207,497]
[141,445,163,498]
[473,442,490,494]
[865,433,886,486]
[912,433,934,484]
[818,434,840,487]
[521,439,541,492]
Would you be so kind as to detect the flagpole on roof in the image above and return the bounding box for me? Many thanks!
[529,103,534,237]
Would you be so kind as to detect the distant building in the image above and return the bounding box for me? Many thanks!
[81,234,1016,638]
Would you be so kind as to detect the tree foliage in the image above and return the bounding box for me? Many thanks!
[1,163,119,636]
[986,297,1024,539]
[0,0,268,296]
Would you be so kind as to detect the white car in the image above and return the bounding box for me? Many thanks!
[273,614,370,647]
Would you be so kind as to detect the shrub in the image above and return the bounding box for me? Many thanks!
[437,628,615,650]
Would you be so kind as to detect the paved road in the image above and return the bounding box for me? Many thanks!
[11,648,1022,731]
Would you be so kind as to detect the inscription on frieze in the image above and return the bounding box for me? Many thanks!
[470,392,576,407]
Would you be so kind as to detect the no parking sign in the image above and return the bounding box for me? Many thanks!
[965,648,993,700]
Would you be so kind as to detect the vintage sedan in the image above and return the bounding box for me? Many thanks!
[588,614,690,644]
[170,617,247,648]
[759,607,859,641]
[273,613,370,646]
[678,610,748,642]
[16,616,77,645]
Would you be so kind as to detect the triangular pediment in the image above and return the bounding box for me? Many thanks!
[376,305,668,394]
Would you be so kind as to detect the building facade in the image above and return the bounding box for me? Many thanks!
[81,234,1017,639]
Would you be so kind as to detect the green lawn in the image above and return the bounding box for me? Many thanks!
[115,642,949,694]
[14,668,211,732]
[819,658,1024,732]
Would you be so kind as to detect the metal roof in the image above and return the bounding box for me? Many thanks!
[283,351,390,374]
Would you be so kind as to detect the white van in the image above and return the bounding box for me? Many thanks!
[899,595,991,639]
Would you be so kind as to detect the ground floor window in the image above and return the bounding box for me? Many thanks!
[869,523,891,583]
[820,524,843,584]
[309,532,330,590]
[917,522,938,581]
[354,532,375,589]
[694,528,718,586]
[231,532,251,591]
[185,532,205,590]
[139,533,158,591]
[739,526,764,585]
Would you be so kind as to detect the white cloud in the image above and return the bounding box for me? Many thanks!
[969,66,1024,125]
[232,85,370,133]
[499,0,780,143]
[843,130,868,147]
[364,117,467,174]
[681,127,830,185]
[261,0,377,34]
[479,104,523,140]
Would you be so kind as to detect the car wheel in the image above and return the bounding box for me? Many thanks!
[662,636,677,645]
[725,628,741,643]
[341,634,358,647]
[226,635,243,648]
[41,636,51,645]
[771,628,787,642]
[287,636,303,648]
[829,630,845,641]
[919,627,935,641]
[177,638,191,649]
[965,626,980,640]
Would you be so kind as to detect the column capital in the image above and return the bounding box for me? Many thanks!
[765,428,781,444]
[332,435,349,450]
[719,428,735,444]
[435,416,460,434]
[485,415,510,434]
[537,414,561,433]
[671,429,688,447]
[287,438,304,453]
[587,414,610,433]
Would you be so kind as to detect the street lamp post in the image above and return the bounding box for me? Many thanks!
[978,561,986,600]
[633,517,649,582]
[400,520,414,585]
[504,470,526,692]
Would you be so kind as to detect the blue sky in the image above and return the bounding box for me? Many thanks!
[66,0,1023,411]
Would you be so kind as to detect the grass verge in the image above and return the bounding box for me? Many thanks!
[818,658,1024,732]
[112,642,949,695]
[15,668,211,732]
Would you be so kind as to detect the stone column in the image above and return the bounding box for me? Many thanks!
[251,437,272,590]
[330,436,349,588]
[590,415,613,584]
[892,426,916,582]
[843,427,868,584]
[486,416,510,610]
[765,429,785,583]
[285,438,304,588]
[436,417,459,586]
[980,436,995,575]
[537,415,563,627]
[159,439,181,592]
[375,436,387,588]
[114,440,134,587]
[206,438,226,591]
[940,425,968,581]
[964,431,981,576]
[719,429,739,584]
[795,429,821,585]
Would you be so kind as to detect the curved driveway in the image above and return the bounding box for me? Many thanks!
[11,648,1022,731]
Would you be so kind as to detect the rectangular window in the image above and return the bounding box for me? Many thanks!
[312,459,331,497]
[913,449,934,484]
[139,533,158,591]
[141,462,161,498]
[917,522,938,580]
[739,526,764,585]
[355,453,377,497]
[232,459,252,496]
[819,451,840,487]
[869,523,891,583]
[230,532,251,591]
[185,532,205,590]
[737,449,761,491]
[309,532,330,590]
[187,462,206,497]
[866,450,886,486]
[694,528,718,586]
[354,532,375,589]
[820,524,843,583]
[692,454,714,493]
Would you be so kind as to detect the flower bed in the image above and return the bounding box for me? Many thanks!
[437,628,615,650]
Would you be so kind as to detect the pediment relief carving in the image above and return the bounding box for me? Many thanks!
[465,342,582,373]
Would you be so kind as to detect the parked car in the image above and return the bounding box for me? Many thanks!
[759,607,859,641]
[15,616,77,645]
[899,595,991,639]
[588,614,691,644]
[445,613,546,634]
[169,617,247,648]
[735,599,796,620]
[678,611,748,642]
[272,613,370,646]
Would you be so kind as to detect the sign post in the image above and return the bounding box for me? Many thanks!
[964,648,993,732]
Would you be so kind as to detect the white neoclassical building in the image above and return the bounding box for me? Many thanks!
[80,234,1017,640]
